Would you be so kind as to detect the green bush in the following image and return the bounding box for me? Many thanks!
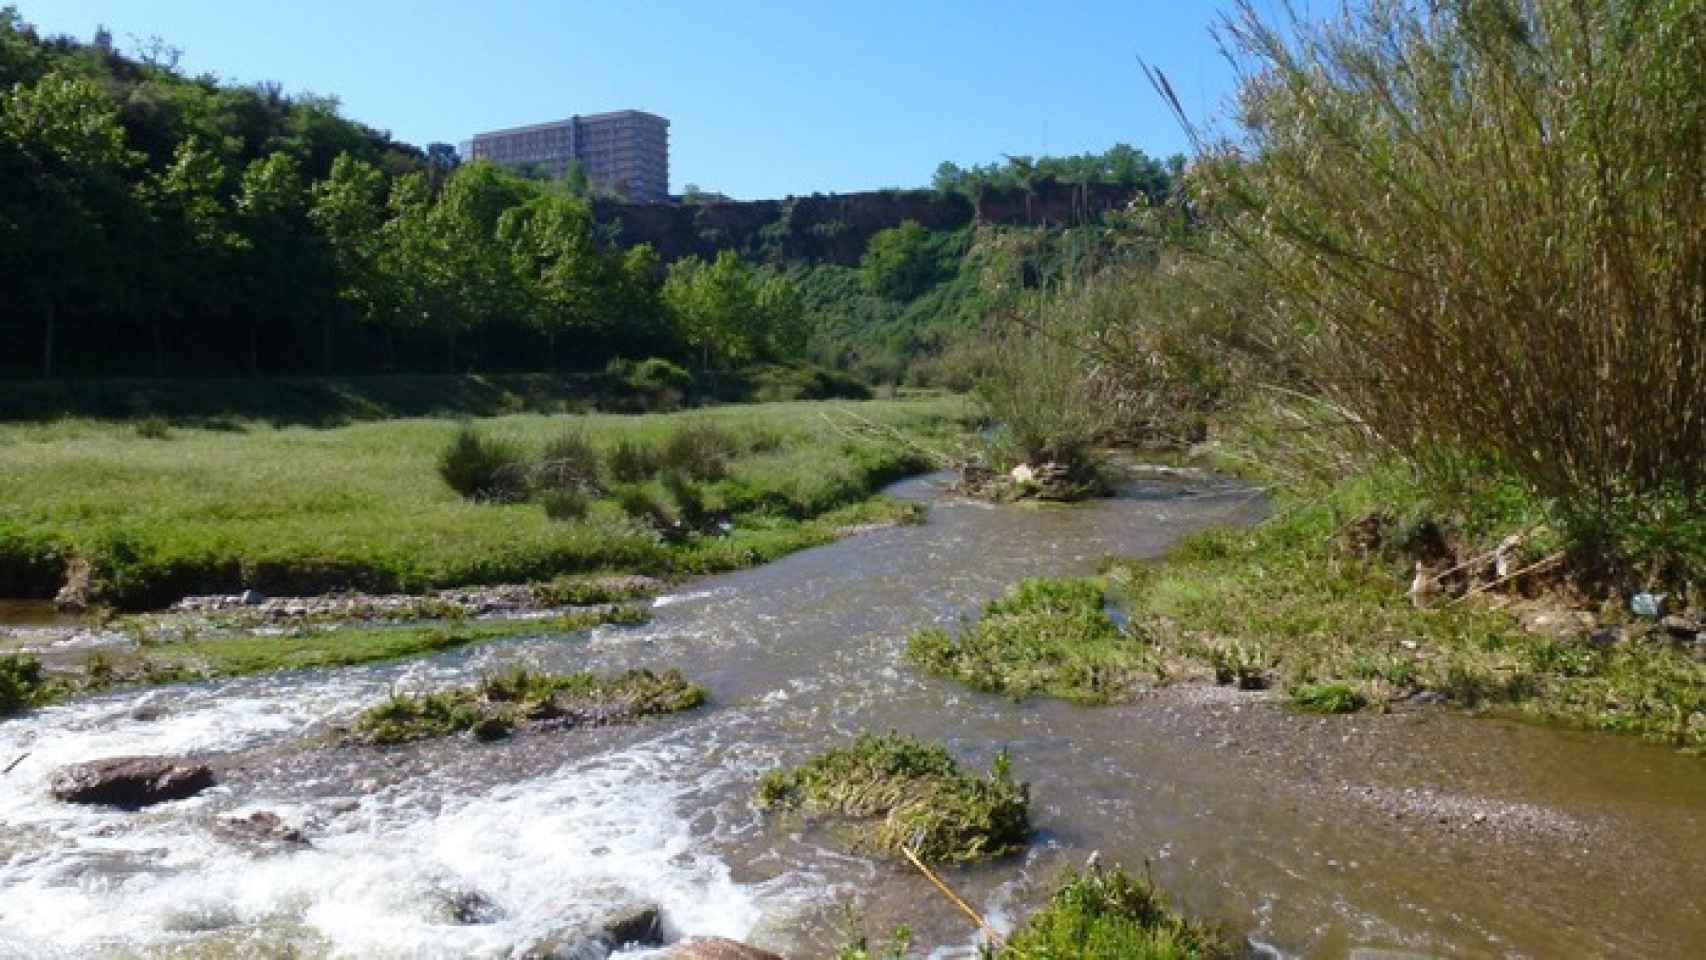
[134,416,172,440]
[437,424,529,503]
[536,425,602,494]
[605,438,663,483]
[629,357,694,393]
[660,421,740,481]
[540,487,590,522]
[0,652,53,716]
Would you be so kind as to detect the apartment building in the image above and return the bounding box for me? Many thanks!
[468,110,670,203]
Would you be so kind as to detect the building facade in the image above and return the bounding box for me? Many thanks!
[468,110,669,203]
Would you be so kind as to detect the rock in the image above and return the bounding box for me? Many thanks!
[436,889,504,925]
[1009,463,1036,485]
[1630,592,1667,618]
[211,811,308,850]
[470,716,513,741]
[1588,628,1619,648]
[51,757,214,808]
[669,939,783,960]
[240,589,265,606]
[54,556,93,613]
[522,904,666,959]
[1661,614,1703,639]
[129,703,167,722]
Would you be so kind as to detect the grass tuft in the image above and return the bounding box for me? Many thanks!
[438,423,529,503]
[0,652,58,717]
[354,667,706,744]
[906,578,1146,703]
[989,865,1232,960]
[757,732,1030,863]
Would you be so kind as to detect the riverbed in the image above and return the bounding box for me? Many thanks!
[2,471,1703,958]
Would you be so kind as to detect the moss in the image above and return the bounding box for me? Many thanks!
[354,667,706,744]
[905,578,1146,703]
[990,865,1232,960]
[757,732,1030,864]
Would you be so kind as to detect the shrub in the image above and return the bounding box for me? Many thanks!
[629,357,694,393]
[134,416,172,440]
[536,425,602,494]
[0,652,52,716]
[757,732,1030,864]
[972,329,1110,483]
[660,470,714,530]
[612,483,678,533]
[1187,0,1706,542]
[660,421,740,481]
[437,424,529,503]
[1289,682,1367,715]
[606,438,663,483]
[540,487,590,522]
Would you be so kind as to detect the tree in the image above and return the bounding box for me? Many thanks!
[662,250,769,368]
[500,192,606,369]
[310,153,387,370]
[0,70,139,376]
[860,219,936,300]
[235,151,317,373]
[140,137,239,375]
[757,272,808,357]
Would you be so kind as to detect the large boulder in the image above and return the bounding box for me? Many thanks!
[670,939,784,960]
[50,757,214,808]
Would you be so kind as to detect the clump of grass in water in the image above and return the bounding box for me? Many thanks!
[756,732,1030,864]
[532,575,660,606]
[906,578,1146,703]
[1288,682,1366,715]
[354,667,706,745]
[989,864,1232,960]
[0,652,58,717]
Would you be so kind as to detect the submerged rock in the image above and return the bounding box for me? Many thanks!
[670,938,783,960]
[522,903,665,959]
[210,811,308,851]
[51,756,214,808]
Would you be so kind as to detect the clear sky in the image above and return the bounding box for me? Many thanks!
[19,1,1251,199]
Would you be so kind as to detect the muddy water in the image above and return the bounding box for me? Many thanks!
[2,472,1704,958]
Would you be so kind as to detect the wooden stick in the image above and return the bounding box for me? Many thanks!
[3,752,28,775]
[1447,552,1566,606]
[899,844,1005,949]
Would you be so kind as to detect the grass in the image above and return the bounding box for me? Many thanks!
[906,578,1147,703]
[353,666,706,744]
[1105,463,1706,751]
[756,732,1030,864]
[531,574,661,606]
[139,606,649,682]
[988,865,1231,960]
[0,397,964,609]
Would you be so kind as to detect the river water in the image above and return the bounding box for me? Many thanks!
[2,472,1703,958]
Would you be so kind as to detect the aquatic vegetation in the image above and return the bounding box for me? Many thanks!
[531,575,661,606]
[354,667,707,744]
[757,732,1030,864]
[906,578,1146,703]
[990,865,1231,960]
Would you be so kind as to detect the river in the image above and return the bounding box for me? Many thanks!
[2,471,1703,958]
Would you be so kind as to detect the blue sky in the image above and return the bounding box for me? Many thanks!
[21,1,1252,198]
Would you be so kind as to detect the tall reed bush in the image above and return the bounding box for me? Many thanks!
[1173,0,1705,526]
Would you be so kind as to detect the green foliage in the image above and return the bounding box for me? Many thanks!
[860,220,937,300]
[540,487,591,522]
[0,652,54,716]
[437,424,529,502]
[907,578,1144,703]
[355,667,705,744]
[606,438,664,483]
[1288,682,1366,715]
[660,421,740,481]
[989,865,1231,960]
[972,329,1110,488]
[536,425,603,494]
[757,732,1030,863]
[532,575,659,606]
[629,357,693,393]
[932,144,1180,202]
[133,416,172,440]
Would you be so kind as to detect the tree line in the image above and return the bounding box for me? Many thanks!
[0,11,803,378]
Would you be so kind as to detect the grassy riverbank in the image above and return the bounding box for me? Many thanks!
[0,397,964,608]
[1106,464,1706,752]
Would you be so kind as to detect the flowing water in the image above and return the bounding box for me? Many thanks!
[2,472,1703,958]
